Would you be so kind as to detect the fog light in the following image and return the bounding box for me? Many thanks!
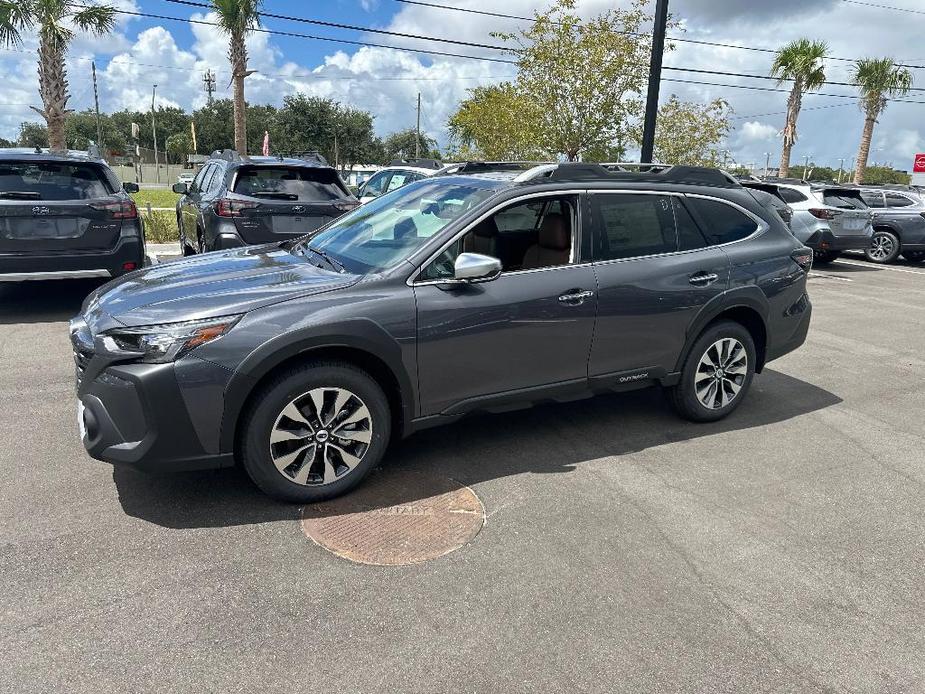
[123,262,137,271]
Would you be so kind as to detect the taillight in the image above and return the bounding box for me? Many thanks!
[808,208,836,220]
[214,198,259,217]
[791,248,813,272]
[89,200,137,219]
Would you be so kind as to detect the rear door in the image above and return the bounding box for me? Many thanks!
[588,192,731,380]
[227,165,356,243]
[0,160,123,255]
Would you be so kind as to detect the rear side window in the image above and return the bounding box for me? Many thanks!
[861,192,885,208]
[778,187,808,204]
[233,166,347,201]
[821,191,866,209]
[687,198,759,245]
[885,193,914,207]
[674,198,709,250]
[0,161,114,200]
[592,194,677,260]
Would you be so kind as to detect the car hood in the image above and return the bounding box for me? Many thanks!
[85,244,360,328]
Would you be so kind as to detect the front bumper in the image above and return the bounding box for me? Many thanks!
[0,237,144,281]
[73,337,235,472]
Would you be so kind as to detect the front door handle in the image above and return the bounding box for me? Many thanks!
[689,272,719,286]
[558,289,595,305]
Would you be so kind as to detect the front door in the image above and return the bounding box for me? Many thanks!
[413,193,597,416]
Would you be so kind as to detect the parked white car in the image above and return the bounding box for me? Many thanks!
[356,159,442,203]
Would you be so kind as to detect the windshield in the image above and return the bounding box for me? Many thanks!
[296,178,500,273]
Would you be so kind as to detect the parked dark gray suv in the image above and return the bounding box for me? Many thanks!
[71,164,813,502]
[173,150,359,254]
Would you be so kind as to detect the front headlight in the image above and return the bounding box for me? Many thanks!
[100,315,241,363]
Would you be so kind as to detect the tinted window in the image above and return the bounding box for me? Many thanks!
[0,161,114,200]
[778,187,808,204]
[593,194,676,260]
[885,193,914,207]
[385,171,411,193]
[821,191,866,209]
[674,198,708,250]
[233,166,346,201]
[688,198,759,245]
[861,192,885,208]
[191,164,210,193]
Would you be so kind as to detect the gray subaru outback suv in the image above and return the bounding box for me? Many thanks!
[71,163,813,502]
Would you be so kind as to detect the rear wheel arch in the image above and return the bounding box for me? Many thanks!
[674,300,769,377]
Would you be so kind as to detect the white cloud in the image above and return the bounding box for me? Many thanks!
[739,121,778,142]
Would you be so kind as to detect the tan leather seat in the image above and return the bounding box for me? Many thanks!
[522,213,570,269]
[463,217,499,257]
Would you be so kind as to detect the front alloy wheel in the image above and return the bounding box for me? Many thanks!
[865,230,901,263]
[270,387,372,486]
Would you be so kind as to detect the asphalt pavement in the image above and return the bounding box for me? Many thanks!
[1,257,924,693]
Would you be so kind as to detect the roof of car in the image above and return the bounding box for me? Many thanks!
[208,149,331,168]
[0,147,107,163]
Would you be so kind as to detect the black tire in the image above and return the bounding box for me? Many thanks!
[865,229,901,264]
[240,361,391,503]
[813,250,841,264]
[902,250,925,262]
[667,320,757,423]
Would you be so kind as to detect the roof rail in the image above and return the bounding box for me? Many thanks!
[762,176,807,185]
[210,149,243,162]
[439,161,553,176]
[545,163,740,187]
[388,157,442,169]
[275,150,329,165]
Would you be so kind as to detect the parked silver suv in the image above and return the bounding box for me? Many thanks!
[764,181,872,263]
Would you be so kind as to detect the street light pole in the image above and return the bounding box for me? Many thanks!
[151,84,160,185]
[640,0,669,163]
[837,157,845,183]
[764,152,771,178]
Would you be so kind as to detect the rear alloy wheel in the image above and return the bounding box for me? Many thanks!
[241,362,390,502]
[668,321,756,423]
[865,230,901,264]
[902,250,925,263]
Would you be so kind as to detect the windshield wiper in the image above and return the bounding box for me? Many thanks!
[250,191,298,200]
[0,191,41,199]
[307,245,346,273]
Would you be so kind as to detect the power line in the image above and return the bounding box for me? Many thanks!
[730,102,857,121]
[841,0,925,14]
[391,0,925,70]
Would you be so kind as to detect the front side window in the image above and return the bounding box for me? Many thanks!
[687,198,759,245]
[0,161,114,200]
[301,179,499,274]
[861,192,885,208]
[385,171,410,193]
[191,164,211,193]
[362,171,390,198]
[885,193,914,207]
[419,195,578,280]
[592,194,677,261]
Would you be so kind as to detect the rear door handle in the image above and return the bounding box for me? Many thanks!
[689,272,719,286]
[558,289,594,305]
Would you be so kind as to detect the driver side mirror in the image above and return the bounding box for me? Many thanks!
[172,182,189,195]
[452,252,502,283]
[123,182,139,193]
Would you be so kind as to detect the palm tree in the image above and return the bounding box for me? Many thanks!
[851,58,913,184]
[212,0,262,155]
[0,1,116,151]
[770,39,828,178]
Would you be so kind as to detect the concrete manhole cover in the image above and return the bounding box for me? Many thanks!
[300,468,484,566]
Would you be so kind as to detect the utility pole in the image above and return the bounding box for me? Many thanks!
[803,154,811,172]
[91,61,103,152]
[202,70,216,106]
[151,84,160,184]
[640,0,669,163]
[415,92,421,159]
[764,152,771,178]
[837,157,845,183]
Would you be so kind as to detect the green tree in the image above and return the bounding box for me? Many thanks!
[191,99,276,154]
[493,0,654,160]
[0,136,13,147]
[448,83,546,160]
[17,121,48,147]
[211,0,263,154]
[272,95,339,156]
[652,95,732,166]
[382,128,439,162]
[165,132,194,163]
[851,58,913,184]
[0,0,116,150]
[770,38,828,178]
[64,110,127,153]
[860,165,911,185]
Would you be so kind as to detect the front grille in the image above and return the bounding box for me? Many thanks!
[69,316,94,389]
[73,345,93,387]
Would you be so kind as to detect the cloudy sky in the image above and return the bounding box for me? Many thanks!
[2,0,924,170]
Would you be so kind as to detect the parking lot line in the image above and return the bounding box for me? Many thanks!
[833,259,925,276]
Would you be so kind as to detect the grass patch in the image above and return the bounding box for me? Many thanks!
[131,188,181,210]
[142,209,179,244]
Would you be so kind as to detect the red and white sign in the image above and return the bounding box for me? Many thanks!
[913,154,925,173]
